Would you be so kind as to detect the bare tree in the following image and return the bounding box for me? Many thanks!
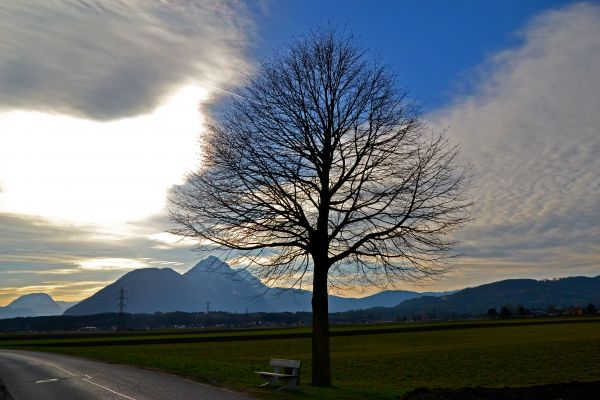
[170,27,471,386]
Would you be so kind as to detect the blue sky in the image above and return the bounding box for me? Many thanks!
[0,1,598,304]
[256,0,579,109]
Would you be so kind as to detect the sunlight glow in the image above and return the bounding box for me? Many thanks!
[78,258,150,271]
[147,232,197,248]
[0,84,208,226]
[0,281,113,305]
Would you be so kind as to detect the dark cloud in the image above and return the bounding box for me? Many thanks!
[0,1,256,120]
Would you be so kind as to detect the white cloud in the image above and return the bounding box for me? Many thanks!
[432,2,600,285]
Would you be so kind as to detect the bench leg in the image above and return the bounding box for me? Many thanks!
[278,377,299,390]
[260,375,279,388]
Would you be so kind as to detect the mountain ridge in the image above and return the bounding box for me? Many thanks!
[4,262,598,319]
[63,257,450,316]
[390,275,600,318]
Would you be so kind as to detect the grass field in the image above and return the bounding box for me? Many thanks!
[2,318,600,399]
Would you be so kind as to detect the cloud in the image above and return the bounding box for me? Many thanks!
[432,2,600,286]
[0,281,113,304]
[0,85,208,225]
[0,0,255,120]
[147,232,198,249]
[0,213,198,305]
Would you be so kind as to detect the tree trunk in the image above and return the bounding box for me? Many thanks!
[311,265,331,386]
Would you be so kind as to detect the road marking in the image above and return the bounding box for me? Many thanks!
[0,352,137,400]
[0,352,76,376]
[82,377,137,400]
[35,378,59,384]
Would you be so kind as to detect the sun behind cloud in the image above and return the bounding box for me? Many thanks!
[0,84,208,226]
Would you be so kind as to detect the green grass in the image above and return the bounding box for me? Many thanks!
[2,318,600,399]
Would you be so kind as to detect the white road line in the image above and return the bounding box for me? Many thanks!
[35,378,59,384]
[0,352,137,400]
[82,378,137,400]
[0,352,76,376]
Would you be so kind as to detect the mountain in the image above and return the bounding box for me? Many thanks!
[64,257,275,315]
[64,267,200,316]
[183,256,272,312]
[64,256,446,316]
[391,276,600,318]
[329,290,456,312]
[0,293,75,319]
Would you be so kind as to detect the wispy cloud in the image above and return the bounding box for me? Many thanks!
[431,2,600,288]
[2,269,82,275]
[77,258,149,271]
[147,232,198,249]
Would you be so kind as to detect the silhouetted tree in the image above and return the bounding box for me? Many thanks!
[487,308,498,318]
[170,27,471,386]
[499,306,511,319]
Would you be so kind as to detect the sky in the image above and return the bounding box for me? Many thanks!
[0,0,598,305]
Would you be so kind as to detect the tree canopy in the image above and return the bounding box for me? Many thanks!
[171,27,471,386]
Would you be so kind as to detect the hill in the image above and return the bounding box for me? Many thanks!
[0,293,76,319]
[391,276,600,318]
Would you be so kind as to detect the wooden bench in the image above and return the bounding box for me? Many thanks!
[255,358,302,390]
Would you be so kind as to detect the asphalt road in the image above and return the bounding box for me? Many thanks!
[0,349,253,400]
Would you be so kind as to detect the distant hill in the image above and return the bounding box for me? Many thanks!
[268,289,454,313]
[64,256,448,315]
[391,276,600,318]
[0,293,77,319]
[329,290,457,312]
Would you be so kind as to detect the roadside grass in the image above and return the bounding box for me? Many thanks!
[2,318,600,399]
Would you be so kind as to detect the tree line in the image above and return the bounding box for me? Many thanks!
[487,303,598,319]
[1,302,597,332]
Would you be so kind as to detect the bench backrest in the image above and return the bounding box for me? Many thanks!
[270,358,301,369]
[270,358,301,375]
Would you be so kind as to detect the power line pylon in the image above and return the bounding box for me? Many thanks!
[116,286,127,332]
